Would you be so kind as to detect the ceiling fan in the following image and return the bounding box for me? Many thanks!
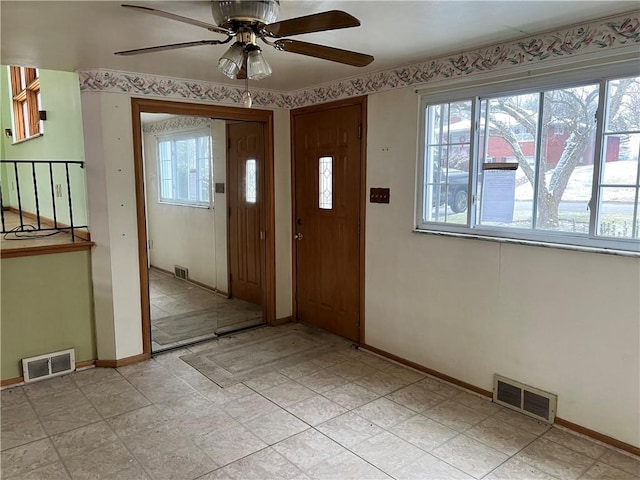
[115,1,374,82]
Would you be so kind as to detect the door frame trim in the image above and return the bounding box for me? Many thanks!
[290,96,368,343]
[131,98,276,356]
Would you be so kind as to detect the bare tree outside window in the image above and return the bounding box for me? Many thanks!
[486,78,639,234]
[418,73,640,250]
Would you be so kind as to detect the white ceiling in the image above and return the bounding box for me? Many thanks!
[1,1,637,91]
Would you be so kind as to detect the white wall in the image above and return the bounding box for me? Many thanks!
[274,108,292,320]
[81,92,293,360]
[143,119,225,290]
[79,72,638,448]
[364,86,640,448]
[81,92,142,360]
[212,120,229,294]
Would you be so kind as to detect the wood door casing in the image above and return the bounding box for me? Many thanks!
[228,122,264,305]
[132,98,276,357]
[292,101,363,342]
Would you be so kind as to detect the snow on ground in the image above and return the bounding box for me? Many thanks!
[514,160,638,202]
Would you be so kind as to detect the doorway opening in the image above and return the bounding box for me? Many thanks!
[131,99,275,355]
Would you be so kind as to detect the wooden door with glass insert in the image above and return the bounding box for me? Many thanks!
[227,121,264,306]
[292,99,364,342]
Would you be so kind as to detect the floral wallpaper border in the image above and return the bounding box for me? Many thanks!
[78,69,290,108]
[142,115,211,134]
[79,13,639,109]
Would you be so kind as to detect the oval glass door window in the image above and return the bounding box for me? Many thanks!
[319,156,333,210]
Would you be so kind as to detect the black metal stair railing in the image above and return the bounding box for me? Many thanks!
[0,160,88,241]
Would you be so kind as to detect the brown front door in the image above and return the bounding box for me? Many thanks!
[292,99,364,342]
[227,122,264,305]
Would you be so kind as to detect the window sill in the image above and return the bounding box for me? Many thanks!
[413,228,640,258]
[11,132,43,145]
[157,201,211,209]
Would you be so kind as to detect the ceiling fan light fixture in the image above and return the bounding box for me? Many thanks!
[247,49,272,80]
[118,3,374,78]
[211,0,280,27]
[218,42,244,78]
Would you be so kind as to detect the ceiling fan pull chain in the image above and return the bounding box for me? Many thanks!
[242,74,252,109]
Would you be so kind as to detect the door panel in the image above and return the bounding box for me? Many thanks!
[293,103,362,341]
[228,122,264,305]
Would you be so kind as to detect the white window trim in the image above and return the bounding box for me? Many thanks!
[156,128,213,208]
[11,132,44,145]
[415,61,640,254]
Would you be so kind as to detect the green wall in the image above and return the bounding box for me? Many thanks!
[0,67,88,226]
[0,162,9,207]
[1,251,96,379]
[1,68,85,160]
[0,68,95,380]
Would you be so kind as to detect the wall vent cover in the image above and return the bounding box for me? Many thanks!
[22,348,75,383]
[493,374,557,423]
[174,265,189,280]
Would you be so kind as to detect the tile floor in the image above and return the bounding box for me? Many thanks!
[2,323,639,480]
[149,268,263,351]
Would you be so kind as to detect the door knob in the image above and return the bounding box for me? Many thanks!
[294,233,304,240]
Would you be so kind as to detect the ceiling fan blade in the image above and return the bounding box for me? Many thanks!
[263,10,360,37]
[274,39,374,67]
[122,4,231,35]
[115,39,225,56]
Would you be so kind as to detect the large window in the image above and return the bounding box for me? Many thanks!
[417,71,640,252]
[157,130,212,207]
[9,66,42,141]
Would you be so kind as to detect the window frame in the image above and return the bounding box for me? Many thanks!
[156,128,213,208]
[319,155,334,210]
[9,66,42,142]
[245,158,257,204]
[416,62,640,253]
[419,98,477,225]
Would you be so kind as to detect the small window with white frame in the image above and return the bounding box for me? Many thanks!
[157,129,212,207]
[8,66,42,141]
[421,100,473,223]
[416,67,640,252]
